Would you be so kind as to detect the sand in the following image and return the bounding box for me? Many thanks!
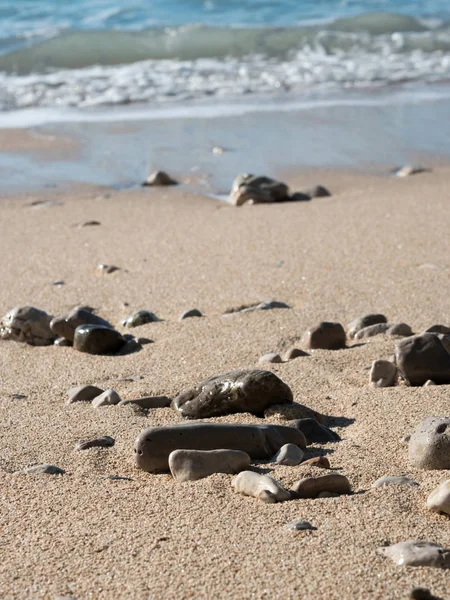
[1,164,450,599]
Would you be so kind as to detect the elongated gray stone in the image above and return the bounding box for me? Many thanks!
[23,464,65,475]
[290,418,340,444]
[348,313,388,339]
[301,322,346,350]
[293,474,351,498]
[372,476,419,488]
[395,333,450,386]
[134,422,306,473]
[92,389,121,408]
[286,519,317,531]
[230,174,289,206]
[409,417,450,469]
[74,324,126,355]
[379,540,450,568]
[75,436,115,450]
[172,369,293,419]
[232,471,291,503]
[223,300,291,316]
[67,384,104,404]
[118,396,171,409]
[121,310,159,328]
[355,322,412,340]
[169,449,251,481]
[274,443,304,466]
[0,306,55,346]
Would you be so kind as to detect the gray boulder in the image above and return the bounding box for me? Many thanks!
[0,306,55,346]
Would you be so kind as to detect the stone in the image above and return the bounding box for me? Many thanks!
[292,474,351,498]
[0,306,55,346]
[259,353,282,364]
[372,476,419,488]
[408,417,450,469]
[285,519,317,531]
[230,174,290,206]
[121,310,159,328]
[92,389,122,408]
[395,333,450,386]
[73,324,126,355]
[369,360,398,387]
[379,540,450,568]
[424,325,450,335]
[264,403,325,424]
[134,422,306,473]
[394,165,430,177]
[97,264,120,274]
[23,464,65,475]
[290,419,340,444]
[301,322,346,350]
[347,313,388,339]
[118,396,171,409]
[75,436,115,450]
[424,380,437,386]
[289,192,311,202]
[169,449,251,481]
[410,589,435,600]
[79,220,101,227]
[273,443,304,466]
[179,308,203,320]
[54,337,72,347]
[354,322,412,339]
[143,170,178,186]
[50,306,111,343]
[172,369,293,419]
[283,347,309,360]
[427,480,450,515]
[135,337,153,345]
[67,384,104,404]
[301,456,330,469]
[232,471,291,503]
[223,300,291,315]
[300,185,331,198]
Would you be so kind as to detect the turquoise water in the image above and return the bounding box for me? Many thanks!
[1,1,450,112]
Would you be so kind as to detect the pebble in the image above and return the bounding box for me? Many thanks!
[283,347,309,360]
[179,308,203,320]
[97,264,120,274]
[264,402,325,424]
[369,359,398,387]
[121,310,159,328]
[410,588,436,600]
[347,313,387,339]
[289,192,311,202]
[23,464,65,475]
[92,389,122,408]
[232,471,291,503]
[427,480,450,515]
[394,165,430,177]
[0,306,55,346]
[118,396,171,409]
[354,322,412,339]
[142,170,178,186]
[379,540,450,568]
[259,353,282,364]
[50,305,111,343]
[290,418,340,444]
[79,220,101,227]
[395,333,450,386]
[293,474,351,498]
[67,384,104,404]
[300,185,331,198]
[169,449,251,481]
[73,324,126,355]
[273,443,304,466]
[172,369,293,419]
[424,324,450,335]
[301,456,330,469]
[230,174,290,206]
[372,476,419,488]
[75,436,115,451]
[115,338,142,355]
[54,337,72,346]
[223,300,291,315]
[135,337,153,345]
[285,519,317,531]
[134,422,306,473]
[409,417,450,469]
[301,321,346,350]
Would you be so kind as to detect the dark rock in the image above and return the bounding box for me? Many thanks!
[115,339,142,355]
[424,324,450,335]
[54,336,72,347]
[0,306,55,346]
[121,310,159,328]
[395,333,450,386]
[286,519,317,531]
[301,456,331,469]
[179,308,203,320]
[264,402,325,424]
[73,324,126,355]
[118,396,171,409]
[75,436,115,450]
[50,306,111,343]
[134,422,306,472]
[290,418,340,444]
[23,464,65,475]
[67,384,104,404]
[230,174,290,206]
[289,192,311,202]
[135,337,153,345]
[301,322,346,350]
[347,313,388,338]
[172,369,293,419]
[223,300,290,315]
[283,347,309,360]
[143,170,178,186]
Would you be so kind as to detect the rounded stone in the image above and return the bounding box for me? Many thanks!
[232,471,291,503]
[169,449,251,481]
[301,322,346,350]
[92,389,122,408]
[354,322,412,339]
[395,333,450,386]
[121,310,159,328]
[179,308,203,321]
[73,324,126,355]
[283,347,309,361]
[118,396,171,409]
[264,403,325,424]
[230,174,290,206]
[372,476,419,488]
[293,474,351,498]
[67,384,105,404]
[259,353,282,364]
[23,464,65,475]
[50,306,111,343]
[408,417,450,469]
[273,443,304,466]
[379,540,450,568]
[427,480,450,515]
[290,418,340,444]
[369,360,398,387]
[347,313,387,338]
[75,436,115,451]
[143,170,178,186]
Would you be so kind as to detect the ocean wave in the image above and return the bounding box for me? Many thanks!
[1,12,450,111]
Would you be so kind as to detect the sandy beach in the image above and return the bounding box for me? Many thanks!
[0,160,449,599]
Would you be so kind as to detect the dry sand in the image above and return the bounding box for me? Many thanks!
[1,165,450,599]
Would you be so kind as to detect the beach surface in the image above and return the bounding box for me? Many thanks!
[1,164,450,599]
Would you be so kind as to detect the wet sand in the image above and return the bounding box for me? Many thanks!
[1,165,450,599]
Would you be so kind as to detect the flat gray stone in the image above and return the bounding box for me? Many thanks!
[67,384,104,404]
[290,418,340,444]
[92,389,122,408]
[379,540,450,568]
[223,300,290,316]
[75,436,115,450]
[23,464,65,475]
[285,519,317,531]
[354,322,412,339]
[348,313,387,339]
[169,449,251,481]
[232,471,291,503]
[409,417,450,469]
[372,476,419,488]
[118,396,171,409]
